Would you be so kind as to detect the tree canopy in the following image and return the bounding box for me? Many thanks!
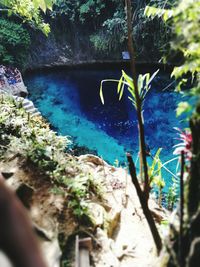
[0,0,54,35]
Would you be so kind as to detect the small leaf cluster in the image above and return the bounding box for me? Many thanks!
[66,173,102,221]
[149,149,165,207]
[90,9,126,53]
[100,69,159,111]
[145,0,200,95]
[166,177,178,211]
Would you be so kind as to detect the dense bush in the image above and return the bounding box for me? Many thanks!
[89,0,177,57]
[52,0,115,23]
[0,18,31,67]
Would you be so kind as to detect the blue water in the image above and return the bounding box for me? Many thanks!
[24,66,189,190]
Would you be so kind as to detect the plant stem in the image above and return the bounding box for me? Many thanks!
[125,0,150,200]
[179,151,185,267]
[126,153,162,254]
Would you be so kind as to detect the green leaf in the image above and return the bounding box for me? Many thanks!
[149,148,162,182]
[100,81,104,105]
[128,96,136,108]
[117,75,123,94]
[7,9,13,16]
[45,0,53,10]
[147,69,159,86]
[0,0,11,7]
[144,6,173,21]
[144,73,150,89]
[176,101,192,117]
[137,74,145,95]
[119,83,125,101]
[39,0,47,12]
[33,0,40,9]
[122,70,134,89]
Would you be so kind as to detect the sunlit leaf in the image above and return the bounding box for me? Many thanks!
[45,0,54,10]
[150,148,162,176]
[122,70,134,89]
[144,6,174,21]
[137,74,144,95]
[147,69,159,85]
[128,96,136,108]
[176,101,192,117]
[117,75,123,94]
[99,81,104,105]
[119,80,125,101]
[39,0,47,12]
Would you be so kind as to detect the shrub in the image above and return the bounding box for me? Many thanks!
[0,18,31,67]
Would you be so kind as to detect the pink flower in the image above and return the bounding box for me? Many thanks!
[173,127,192,161]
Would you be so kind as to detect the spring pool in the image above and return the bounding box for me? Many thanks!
[24,65,189,190]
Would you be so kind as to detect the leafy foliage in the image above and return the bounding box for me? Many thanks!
[51,0,126,53]
[166,177,178,210]
[0,0,53,35]
[171,0,200,89]
[0,95,102,221]
[100,69,159,110]
[176,101,192,117]
[90,9,126,53]
[145,0,200,94]
[89,0,174,55]
[0,18,31,67]
[52,0,110,23]
[149,148,163,184]
[148,148,165,207]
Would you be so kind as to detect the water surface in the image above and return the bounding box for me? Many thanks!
[24,66,188,189]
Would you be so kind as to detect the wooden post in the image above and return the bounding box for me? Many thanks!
[75,235,79,267]
[75,236,92,267]
[79,237,92,267]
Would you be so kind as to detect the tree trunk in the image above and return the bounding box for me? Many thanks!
[125,0,150,200]
[188,104,200,217]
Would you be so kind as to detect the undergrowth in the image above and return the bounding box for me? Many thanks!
[0,95,102,222]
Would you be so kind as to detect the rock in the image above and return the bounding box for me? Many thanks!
[1,172,14,179]
[11,83,28,97]
[0,135,168,267]
[16,183,34,209]
[0,66,28,97]
[88,202,106,228]
[106,209,121,238]
[41,239,62,267]
[78,154,109,167]
[91,228,120,267]
[0,157,76,267]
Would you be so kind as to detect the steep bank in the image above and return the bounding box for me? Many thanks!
[26,15,171,70]
[0,94,168,267]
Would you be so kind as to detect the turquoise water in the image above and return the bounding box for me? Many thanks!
[24,66,189,190]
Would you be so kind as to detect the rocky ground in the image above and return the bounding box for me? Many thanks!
[0,153,168,267]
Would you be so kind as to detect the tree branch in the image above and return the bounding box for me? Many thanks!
[179,151,185,267]
[126,153,162,254]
